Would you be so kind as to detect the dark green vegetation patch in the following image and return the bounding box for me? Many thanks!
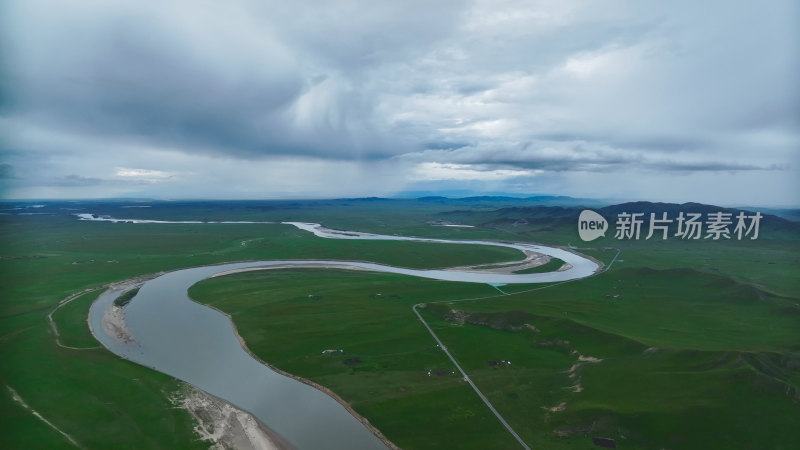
[113,287,140,308]
[513,257,566,274]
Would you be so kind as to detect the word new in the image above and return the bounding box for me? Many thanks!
[577,210,608,241]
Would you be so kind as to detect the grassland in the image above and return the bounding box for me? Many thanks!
[0,209,529,449]
[51,290,103,349]
[189,264,800,449]
[189,270,516,449]
[1,200,798,449]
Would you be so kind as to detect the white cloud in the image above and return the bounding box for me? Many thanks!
[412,162,536,181]
[114,168,175,182]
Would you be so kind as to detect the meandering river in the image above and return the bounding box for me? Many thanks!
[88,221,599,449]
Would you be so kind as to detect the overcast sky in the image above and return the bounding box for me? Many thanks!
[1,0,798,205]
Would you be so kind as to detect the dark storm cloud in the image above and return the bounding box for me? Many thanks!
[532,133,704,152]
[5,10,332,159]
[35,173,167,188]
[51,174,107,187]
[1,0,798,203]
[403,141,776,174]
[424,141,474,151]
[0,164,16,179]
[650,161,779,172]
[2,0,464,161]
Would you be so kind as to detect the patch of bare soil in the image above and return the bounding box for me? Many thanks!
[445,249,552,274]
[543,351,605,414]
[101,304,135,345]
[170,384,293,450]
[444,308,539,332]
[98,272,169,346]
[565,352,604,394]
[542,402,567,412]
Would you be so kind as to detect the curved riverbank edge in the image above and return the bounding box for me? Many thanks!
[196,293,401,450]
[569,250,605,274]
[86,273,161,346]
[190,253,602,449]
[88,275,295,450]
[283,222,601,279]
[174,384,295,450]
[84,225,603,448]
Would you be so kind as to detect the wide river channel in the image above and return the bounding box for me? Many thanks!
[88,221,599,449]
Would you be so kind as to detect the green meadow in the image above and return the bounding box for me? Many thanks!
[0,210,523,449]
[190,265,800,449]
[1,200,798,449]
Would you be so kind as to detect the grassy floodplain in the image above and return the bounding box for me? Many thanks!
[0,204,524,449]
[189,265,800,449]
[1,198,799,449]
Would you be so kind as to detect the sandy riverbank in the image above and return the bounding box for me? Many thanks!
[198,299,400,450]
[211,263,381,278]
[171,384,293,450]
[101,304,135,345]
[93,264,394,449]
[99,273,165,346]
[445,248,555,274]
[96,277,293,450]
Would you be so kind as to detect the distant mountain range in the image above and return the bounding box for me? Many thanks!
[437,201,799,238]
[2,198,798,229]
[413,195,605,207]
